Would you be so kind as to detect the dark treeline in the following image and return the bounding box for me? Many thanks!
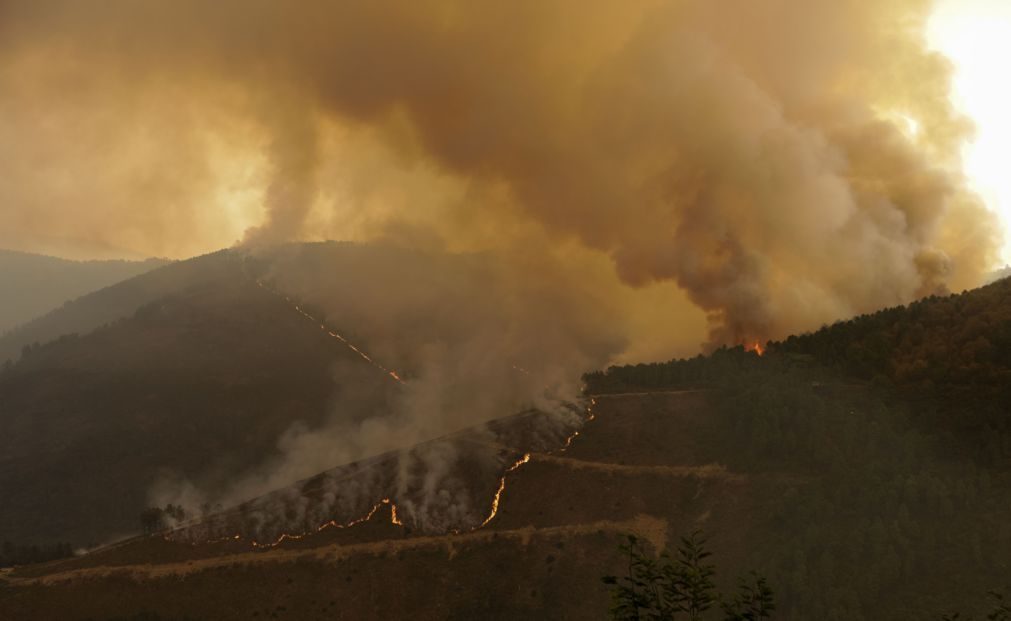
[0,540,74,567]
[584,346,764,394]
[587,276,1011,462]
[584,279,1011,619]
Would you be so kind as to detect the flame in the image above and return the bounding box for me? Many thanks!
[745,341,765,356]
[391,503,403,526]
[478,453,531,528]
[476,398,597,527]
[255,279,406,385]
[169,497,405,549]
[172,400,597,548]
[560,431,579,451]
[248,498,403,549]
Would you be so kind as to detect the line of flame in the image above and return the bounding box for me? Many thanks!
[251,498,403,549]
[255,279,406,385]
[477,453,531,528]
[559,431,580,451]
[475,397,598,528]
[173,401,596,549]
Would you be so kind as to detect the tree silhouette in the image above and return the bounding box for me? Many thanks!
[139,507,165,535]
[602,531,773,621]
[722,573,776,621]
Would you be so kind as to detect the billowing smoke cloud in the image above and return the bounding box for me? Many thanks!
[0,0,1001,346]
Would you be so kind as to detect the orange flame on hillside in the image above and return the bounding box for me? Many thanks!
[745,341,765,356]
[172,400,597,548]
[478,453,531,528]
[254,279,406,385]
[249,497,403,549]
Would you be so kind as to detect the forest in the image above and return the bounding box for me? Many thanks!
[586,277,1011,619]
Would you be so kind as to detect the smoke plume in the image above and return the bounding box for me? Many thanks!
[0,0,1001,346]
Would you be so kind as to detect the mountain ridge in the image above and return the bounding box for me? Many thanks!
[0,249,169,342]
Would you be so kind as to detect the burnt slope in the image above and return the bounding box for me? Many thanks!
[0,250,400,546]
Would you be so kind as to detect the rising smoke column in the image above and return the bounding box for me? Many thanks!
[0,0,1000,344]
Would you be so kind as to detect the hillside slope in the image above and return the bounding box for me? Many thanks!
[0,249,167,339]
[1,392,739,621]
[775,276,1011,436]
[0,242,588,549]
[588,276,1011,448]
[0,249,403,546]
[4,384,1007,620]
[0,252,239,365]
[4,261,1010,619]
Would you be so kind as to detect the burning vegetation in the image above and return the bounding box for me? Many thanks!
[161,399,594,549]
[255,278,406,385]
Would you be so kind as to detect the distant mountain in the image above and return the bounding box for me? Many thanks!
[0,249,168,339]
[0,251,233,364]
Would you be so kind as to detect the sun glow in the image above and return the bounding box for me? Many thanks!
[929,0,1011,265]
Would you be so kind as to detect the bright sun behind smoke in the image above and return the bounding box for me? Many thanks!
[930,0,1011,266]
